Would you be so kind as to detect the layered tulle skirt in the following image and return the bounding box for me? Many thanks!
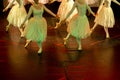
[57,0,77,22]
[95,6,115,28]
[24,17,47,42]
[67,14,90,39]
[7,4,27,27]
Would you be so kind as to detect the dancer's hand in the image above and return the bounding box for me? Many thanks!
[3,8,7,12]
[95,13,98,17]
[56,15,59,20]
[49,0,56,4]
[93,13,96,17]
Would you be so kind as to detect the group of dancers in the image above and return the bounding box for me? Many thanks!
[3,0,120,55]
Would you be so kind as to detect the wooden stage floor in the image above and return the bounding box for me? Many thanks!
[0,13,120,80]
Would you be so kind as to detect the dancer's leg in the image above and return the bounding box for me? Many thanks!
[6,23,10,31]
[76,38,82,50]
[63,33,70,45]
[18,27,24,37]
[104,27,110,38]
[64,33,70,40]
[37,42,42,54]
[54,20,62,29]
[24,39,31,47]
[90,23,98,34]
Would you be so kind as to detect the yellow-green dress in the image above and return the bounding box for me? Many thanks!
[67,2,91,39]
[24,5,47,42]
[7,0,27,27]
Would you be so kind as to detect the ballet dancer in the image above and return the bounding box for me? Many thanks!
[63,0,95,50]
[21,0,56,54]
[3,0,27,37]
[90,0,120,38]
[50,0,78,29]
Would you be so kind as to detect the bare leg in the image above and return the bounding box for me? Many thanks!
[63,33,70,45]
[24,40,31,47]
[63,21,70,40]
[76,38,82,50]
[37,42,42,54]
[6,23,10,31]
[54,20,62,29]
[104,27,110,38]
[64,33,70,40]
[90,23,98,35]
[18,27,24,37]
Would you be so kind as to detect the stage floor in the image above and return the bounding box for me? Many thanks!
[0,14,120,80]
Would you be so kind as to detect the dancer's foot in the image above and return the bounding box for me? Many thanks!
[24,40,31,47]
[54,23,59,29]
[21,33,24,38]
[78,46,82,51]
[63,38,67,45]
[38,48,42,54]
[6,25,9,32]
[21,34,24,38]
[19,28,24,37]
[106,34,110,38]
[90,29,93,35]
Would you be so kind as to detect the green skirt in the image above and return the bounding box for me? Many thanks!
[67,15,90,39]
[24,17,47,42]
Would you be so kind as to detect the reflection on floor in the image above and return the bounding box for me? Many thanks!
[0,13,120,80]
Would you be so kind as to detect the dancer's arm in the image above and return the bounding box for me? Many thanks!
[27,0,35,5]
[49,0,57,4]
[3,0,15,12]
[96,0,104,15]
[112,0,120,6]
[21,6,33,26]
[87,5,95,16]
[43,5,56,17]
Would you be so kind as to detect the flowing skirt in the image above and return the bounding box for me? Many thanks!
[7,4,27,27]
[67,15,90,39]
[24,17,47,42]
[95,6,115,28]
[57,0,77,22]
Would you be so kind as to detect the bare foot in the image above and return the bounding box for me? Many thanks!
[24,40,31,47]
[6,25,9,32]
[54,23,60,29]
[38,48,42,54]
[106,35,110,39]
[63,38,67,45]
